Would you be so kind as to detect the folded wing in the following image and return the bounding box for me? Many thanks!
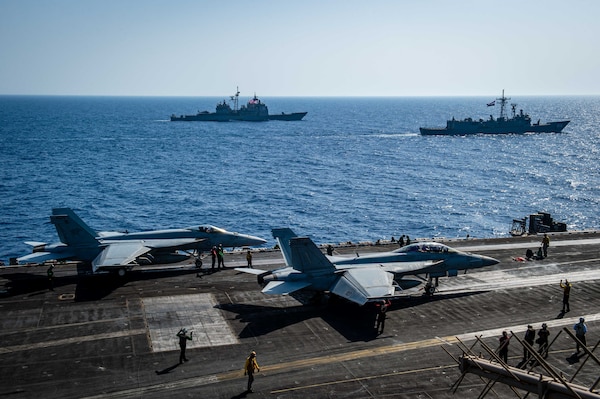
[331,268,396,306]
[92,242,151,272]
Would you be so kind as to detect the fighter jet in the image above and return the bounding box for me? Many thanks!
[330,240,500,296]
[236,228,499,305]
[17,208,266,275]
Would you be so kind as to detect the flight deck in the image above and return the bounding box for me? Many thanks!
[1,231,599,398]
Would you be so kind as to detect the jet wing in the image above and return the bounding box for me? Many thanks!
[234,267,269,275]
[17,251,77,264]
[330,267,396,306]
[92,242,151,272]
[262,280,312,295]
[24,241,48,247]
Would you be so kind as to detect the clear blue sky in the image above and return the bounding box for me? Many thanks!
[1,0,598,96]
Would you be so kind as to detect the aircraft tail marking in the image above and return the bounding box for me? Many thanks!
[50,208,99,247]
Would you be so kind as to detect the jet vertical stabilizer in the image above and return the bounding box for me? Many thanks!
[51,208,99,247]
[289,237,337,274]
[272,228,298,267]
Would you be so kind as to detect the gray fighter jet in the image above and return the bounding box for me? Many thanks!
[236,228,499,305]
[17,208,266,275]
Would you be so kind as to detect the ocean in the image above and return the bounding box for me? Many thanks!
[1,94,599,261]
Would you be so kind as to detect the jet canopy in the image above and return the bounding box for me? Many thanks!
[187,225,228,234]
[393,242,458,254]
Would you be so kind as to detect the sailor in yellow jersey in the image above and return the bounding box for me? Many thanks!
[244,351,260,392]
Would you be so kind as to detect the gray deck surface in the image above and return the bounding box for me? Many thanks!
[1,231,599,398]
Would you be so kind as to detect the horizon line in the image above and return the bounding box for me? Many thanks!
[1,93,598,98]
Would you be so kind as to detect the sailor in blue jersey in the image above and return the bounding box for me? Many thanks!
[574,318,588,352]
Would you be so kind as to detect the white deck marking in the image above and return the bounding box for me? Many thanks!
[455,237,600,252]
[434,260,600,294]
[0,329,146,354]
[143,293,239,352]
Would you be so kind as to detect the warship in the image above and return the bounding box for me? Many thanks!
[419,91,569,135]
[170,88,307,122]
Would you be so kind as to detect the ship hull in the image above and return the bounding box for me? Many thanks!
[170,113,230,122]
[171,111,307,122]
[420,120,570,136]
[268,112,308,121]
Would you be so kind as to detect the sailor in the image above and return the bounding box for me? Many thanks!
[498,331,510,363]
[542,234,550,257]
[246,250,253,268]
[376,300,391,334]
[211,246,217,270]
[536,323,550,359]
[398,235,405,247]
[217,244,224,268]
[523,325,535,361]
[525,249,534,260]
[326,245,334,256]
[176,328,193,364]
[536,247,543,260]
[574,317,588,353]
[244,351,260,392]
[560,279,571,313]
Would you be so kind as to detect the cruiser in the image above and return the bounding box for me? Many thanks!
[170,88,307,122]
[419,90,569,135]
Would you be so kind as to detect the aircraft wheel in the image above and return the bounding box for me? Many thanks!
[425,285,435,296]
[117,268,127,277]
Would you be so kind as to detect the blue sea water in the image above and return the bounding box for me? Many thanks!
[1,95,599,261]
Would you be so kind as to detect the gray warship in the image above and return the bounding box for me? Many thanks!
[170,88,307,122]
[419,90,570,135]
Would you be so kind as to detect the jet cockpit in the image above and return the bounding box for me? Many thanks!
[189,225,227,234]
[393,242,456,254]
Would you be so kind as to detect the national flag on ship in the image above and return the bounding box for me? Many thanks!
[487,100,495,107]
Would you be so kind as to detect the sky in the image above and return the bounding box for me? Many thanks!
[1,0,599,97]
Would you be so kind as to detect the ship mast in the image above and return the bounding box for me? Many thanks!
[230,87,240,111]
[496,89,510,119]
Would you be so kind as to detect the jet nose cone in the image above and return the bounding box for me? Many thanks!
[250,235,267,245]
[481,255,500,267]
[468,254,499,268]
[239,234,267,247]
